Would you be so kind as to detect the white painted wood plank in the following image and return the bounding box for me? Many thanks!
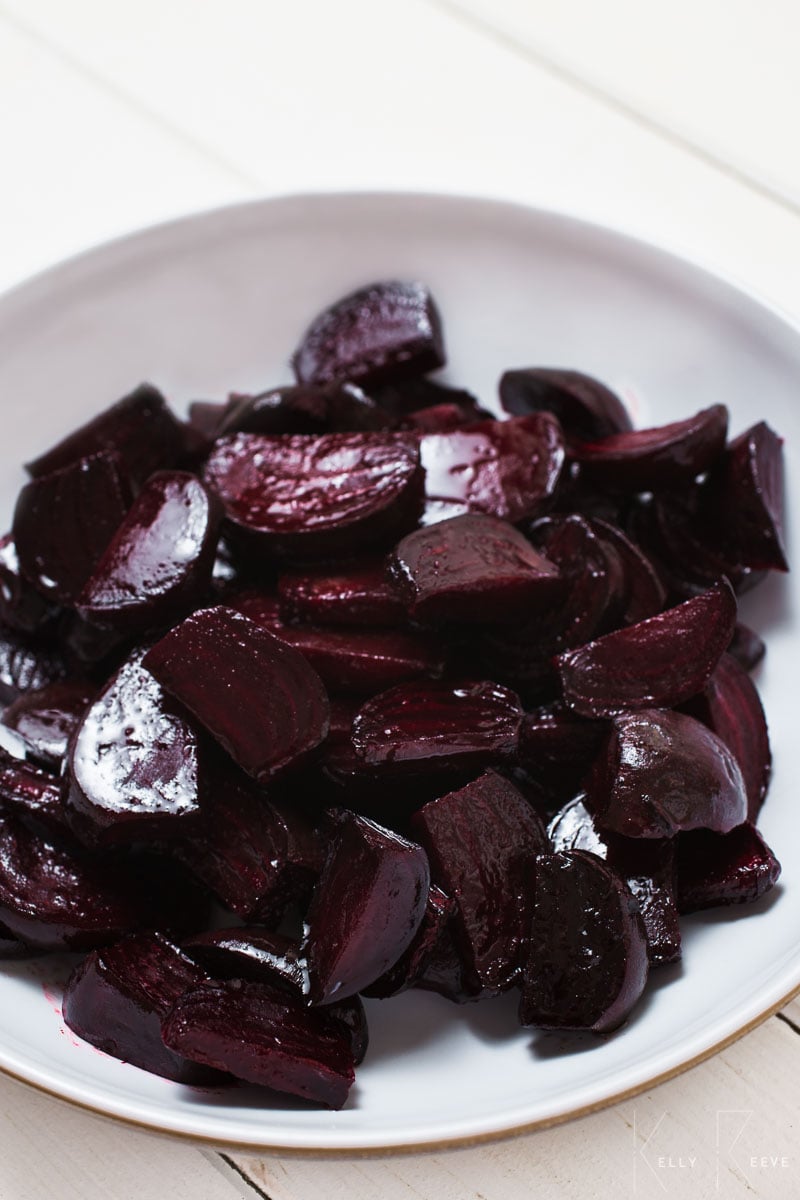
[4,0,800,327]
[434,0,800,210]
[234,1013,800,1200]
[0,15,250,294]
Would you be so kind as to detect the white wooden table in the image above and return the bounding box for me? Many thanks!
[0,3,798,1196]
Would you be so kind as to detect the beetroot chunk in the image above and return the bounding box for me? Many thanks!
[77,472,222,634]
[361,884,455,998]
[162,979,355,1108]
[701,422,788,571]
[676,823,781,911]
[0,627,66,705]
[589,708,747,837]
[574,404,728,490]
[412,770,547,994]
[25,384,186,483]
[13,452,132,606]
[517,706,608,800]
[351,680,523,772]
[278,561,406,628]
[204,431,423,559]
[0,536,57,634]
[218,382,392,436]
[588,518,666,624]
[420,414,564,525]
[389,514,563,624]
[3,681,94,771]
[144,607,330,784]
[556,579,736,717]
[62,932,225,1084]
[499,368,632,442]
[67,651,204,846]
[0,747,69,833]
[292,280,445,389]
[728,623,766,672]
[519,850,649,1033]
[302,811,429,1005]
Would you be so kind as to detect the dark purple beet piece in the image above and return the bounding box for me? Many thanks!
[67,651,204,846]
[302,810,429,1004]
[0,919,33,959]
[389,513,563,624]
[420,414,564,525]
[144,607,330,783]
[517,706,607,799]
[728,623,765,672]
[372,376,487,420]
[588,518,666,624]
[415,917,474,1003]
[292,280,445,389]
[530,513,627,640]
[219,382,392,436]
[278,561,406,628]
[182,928,368,1063]
[0,747,68,833]
[162,979,355,1108]
[204,431,423,559]
[25,384,185,484]
[187,401,226,439]
[3,681,94,770]
[76,472,222,634]
[0,535,56,634]
[0,626,66,705]
[547,796,681,966]
[676,823,781,912]
[499,368,632,442]
[351,680,523,772]
[573,404,728,490]
[589,708,747,837]
[408,404,479,433]
[0,809,142,950]
[519,850,649,1033]
[701,421,788,571]
[13,451,132,605]
[556,579,737,717]
[682,652,771,822]
[412,770,547,994]
[62,932,226,1084]
[362,884,455,998]
[177,755,323,923]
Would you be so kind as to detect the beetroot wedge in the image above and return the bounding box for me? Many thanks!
[388,513,563,624]
[162,979,355,1108]
[728,623,765,672]
[412,770,547,994]
[701,421,788,571]
[420,414,564,525]
[588,708,747,837]
[499,368,632,442]
[676,823,781,912]
[204,430,423,559]
[218,382,392,436]
[0,535,57,634]
[588,517,666,624]
[574,404,728,490]
[292,280,445,388]
[67,650,204,846]
[3,681,94,771]
[62,932,226,1084]
[682,652,771,821]
[519,850,648,1033]
[144,607,330,783]
[302,811,429,1004]
[351,680,523,772]
[0,747,68,834]
[361,884,455,998]
[25,384,186,484]
[517,706,608,800]
[278,561,406,628]
[556,579,736,717]
[77,472,222,634]
[13,451,132,605]
[0,626,66,705]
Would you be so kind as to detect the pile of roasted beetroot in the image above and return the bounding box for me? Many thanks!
[0,280,786,1109]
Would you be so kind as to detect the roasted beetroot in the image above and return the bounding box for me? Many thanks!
[3,681,94,770]
[0,535,57,634]
[361,884,455,998]
[0,626,66,705]
[728,623,766,672]
[278,561,406,628]
[218,382,391,436]
[0,747,68,833]
[574,404,728,490]
[499,368,632,442]
[700,421,788,571]
[676,824,781,911]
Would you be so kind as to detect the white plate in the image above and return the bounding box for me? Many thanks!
[0,192,797,1152]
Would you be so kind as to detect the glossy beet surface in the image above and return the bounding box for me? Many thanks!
[0,747,68,833]
[420,414,564,525]
[13,451,132,606]
[588,517,666,624]
[519,850,649,1033]
[144,607,330,783]
[499,368,632,441]
[574,404,728,490]
[0,627,66,705]
[77,472,222,633]
[162,979,356,1108]
[589,708,747,837]
[292,280,445,388]
[676,824,781,912]
[517,706,608,800]
[412,770,547,994]
[361,884,454,998]
[68,651,203,845]
[302,811,429,1004]
[218,382,391,436]
[278,561,406,628]
[351,680,523,772]
[0,536,56,635]
[204,430,422,558]
[389,513,562,624]
[3,681,94,770]
[701,421,788,571]
[62,932,225,1084]
[557,579,736,717]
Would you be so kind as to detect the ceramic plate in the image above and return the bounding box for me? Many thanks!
[0,193,797,1151]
